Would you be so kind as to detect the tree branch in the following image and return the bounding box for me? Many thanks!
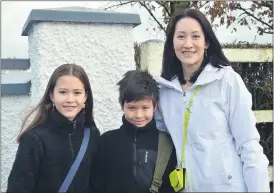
[200,1,210,9]
[104,1,136,10]
[191,1,210,9]
[155,1,170,16]
[138,1,166,33]
[237,15,251,29]
[261,29,273,34]
[253,1,273,10]
[237,4,273,29]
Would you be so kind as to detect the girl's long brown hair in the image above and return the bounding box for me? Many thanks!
[17,64,96,143]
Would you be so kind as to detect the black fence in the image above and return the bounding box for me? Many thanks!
[232,62,272,110]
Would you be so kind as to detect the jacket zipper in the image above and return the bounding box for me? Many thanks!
[133,131,137,185]
[68,120,76,192]
[69,121,76,159]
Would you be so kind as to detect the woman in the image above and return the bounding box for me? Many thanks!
[7,64,100,193]
[154,8,269,192]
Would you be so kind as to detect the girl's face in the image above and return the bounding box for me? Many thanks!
[50,75,87,121]
[173,17,209,70]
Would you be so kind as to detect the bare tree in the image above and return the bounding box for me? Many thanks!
[105,1,273,36]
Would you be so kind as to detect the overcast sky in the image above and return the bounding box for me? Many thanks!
[1,1,272,59]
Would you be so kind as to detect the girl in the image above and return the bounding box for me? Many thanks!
[154,8,269,192]
[7,64,100,193]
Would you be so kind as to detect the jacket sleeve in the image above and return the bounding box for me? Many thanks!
[90,135,106,193]
[226,72,270,192]
[7,131,43,193]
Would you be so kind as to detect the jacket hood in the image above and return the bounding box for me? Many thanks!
[155,63,231,91]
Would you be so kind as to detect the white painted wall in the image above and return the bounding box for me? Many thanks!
[1,96,32,190]
[140,39,164,76]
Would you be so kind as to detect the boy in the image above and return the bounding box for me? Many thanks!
[91,70,176,193]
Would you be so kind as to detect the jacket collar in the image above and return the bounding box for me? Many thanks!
[121,115,156,134]
[49,107,86,133]
[155,63,229,91]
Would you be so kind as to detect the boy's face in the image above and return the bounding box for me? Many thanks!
[123,98,156,128]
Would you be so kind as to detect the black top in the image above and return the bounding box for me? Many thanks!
[91,116,176,193]
[7,108,100,193]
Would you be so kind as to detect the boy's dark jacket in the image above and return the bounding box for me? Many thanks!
[7,108,100,193]
[91,116,177,193]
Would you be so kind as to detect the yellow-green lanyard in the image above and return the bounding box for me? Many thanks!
[179,85,200,167]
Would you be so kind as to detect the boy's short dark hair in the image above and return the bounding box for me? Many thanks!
[117,70,159,107]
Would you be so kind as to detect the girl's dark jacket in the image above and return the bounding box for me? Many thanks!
[7,108,100,193]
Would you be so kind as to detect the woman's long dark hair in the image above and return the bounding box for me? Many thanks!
[17,64,96,142]
[162,8,230,84]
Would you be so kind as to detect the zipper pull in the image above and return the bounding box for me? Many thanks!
[134,132,137,143]
[73,121,76,130]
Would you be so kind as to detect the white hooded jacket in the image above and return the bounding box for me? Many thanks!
[154,64,270,192]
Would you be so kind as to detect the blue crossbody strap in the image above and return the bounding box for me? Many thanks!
[58,127,91,192]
